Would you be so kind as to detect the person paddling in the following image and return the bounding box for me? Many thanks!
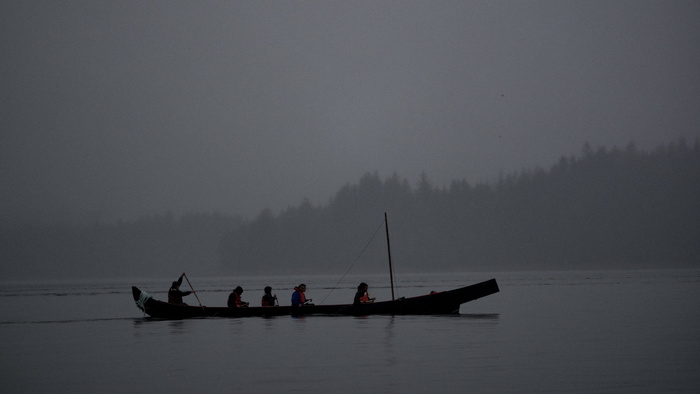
[291,284,312,307]
[261,286,277,307]
[168,273,192,304]
[228,286,249,308]
[353,282,376,306]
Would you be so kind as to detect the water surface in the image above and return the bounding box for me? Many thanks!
[1,270,699,393]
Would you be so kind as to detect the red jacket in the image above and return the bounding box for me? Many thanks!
[228,292,243,307]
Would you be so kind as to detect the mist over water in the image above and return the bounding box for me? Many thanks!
[2,138,699,280]
[2,270,699,393]
[3,3,699,390]
[2,2,699,224]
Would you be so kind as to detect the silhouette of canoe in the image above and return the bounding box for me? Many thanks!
[131,278,499,319]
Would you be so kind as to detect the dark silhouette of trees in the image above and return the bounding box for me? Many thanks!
[2,138,698,279]
[220,138,700,273]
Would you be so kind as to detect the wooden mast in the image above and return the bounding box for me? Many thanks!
[384,212,395,300]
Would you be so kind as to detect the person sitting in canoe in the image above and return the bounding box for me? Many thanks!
[353,282,376,306]
[228,286,249,308]
[261,286,277,307]
[291,283,313,307]
[168,273,192,304]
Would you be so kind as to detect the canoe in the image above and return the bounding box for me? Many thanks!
[131,278,499,319]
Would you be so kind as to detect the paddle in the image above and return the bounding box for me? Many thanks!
[182,272,205,311]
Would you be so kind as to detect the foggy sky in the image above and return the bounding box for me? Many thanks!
[2,1,699,223]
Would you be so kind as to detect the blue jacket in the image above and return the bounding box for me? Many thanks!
[291,290,303,307]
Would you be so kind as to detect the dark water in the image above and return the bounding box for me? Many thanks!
[1,270,699,393]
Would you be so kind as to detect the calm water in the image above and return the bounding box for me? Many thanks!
[1,270,699,393]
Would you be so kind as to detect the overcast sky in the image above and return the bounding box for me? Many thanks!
[2,1,699,223]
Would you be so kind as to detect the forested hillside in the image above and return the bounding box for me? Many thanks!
[1,138,698,279]
[220,139,700,274]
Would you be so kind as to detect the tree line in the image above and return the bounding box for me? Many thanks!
[1,138,698,279]
[219,138,700,274]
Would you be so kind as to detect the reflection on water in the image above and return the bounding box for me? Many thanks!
[167,320,189,335]
[1,270,699,393]
[381,316,397,367]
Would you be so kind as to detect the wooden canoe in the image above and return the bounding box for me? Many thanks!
[132,278,499,319]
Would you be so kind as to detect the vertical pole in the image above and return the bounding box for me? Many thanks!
[384,212,395,300]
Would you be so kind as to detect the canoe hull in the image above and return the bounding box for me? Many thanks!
[132,278,499,319]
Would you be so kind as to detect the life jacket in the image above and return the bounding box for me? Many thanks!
[359,292,370,303]
[228,291,242,307]
[293,288,306,305]
[262,294,275,306]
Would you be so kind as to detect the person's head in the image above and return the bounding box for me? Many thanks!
[264,286,272,294]
[171,281,179,289]
[234,286,243,295]
[358,282,368,291]
[297,284,306,292]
